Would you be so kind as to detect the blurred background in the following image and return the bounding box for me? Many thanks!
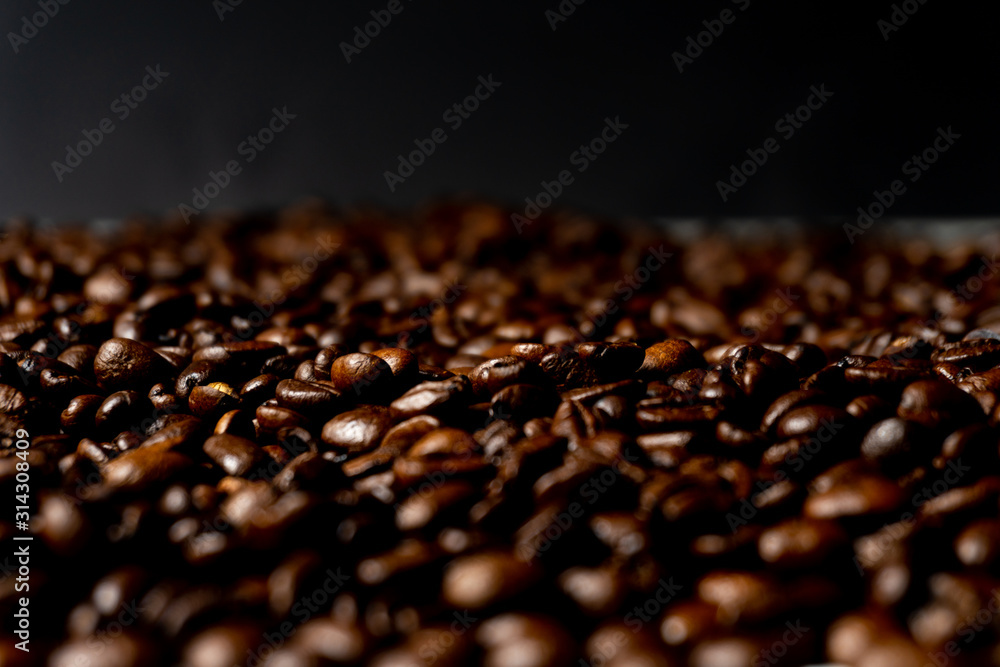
[0,0,996,222]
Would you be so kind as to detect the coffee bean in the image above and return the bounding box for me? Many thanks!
[189,382,241,419]
[94,338,172,392]
[469,355,547,399]
[371,347,419,387]
[203,433,266,477]
[389,376,472,419]
[898,379,984,430]
[321,406,394,453]
[475,613,575,667]
[931,338,1000,371]
[102,443,195,493]
[757,517,848,568]
[274,379,342,416]
[860,417,934,476]
[637,340,704,380]
[331,354,397,401]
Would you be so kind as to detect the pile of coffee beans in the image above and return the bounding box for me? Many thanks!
[3,202,1000,666]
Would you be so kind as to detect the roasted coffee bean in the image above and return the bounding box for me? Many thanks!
[576,341,645,381]
[255,405,310,433]
[188,382,241,419]
[442,550,541,609]
[329,352,396,399]
[102,444,195,493]
[756,517,848,568]
[57,344,99,375]
[175,360,220,399]
[469,355,547,399]
[94,390,148,433]
[93,337,173,392]
[192,341,285,372]
[389,376,472,419]
[203,434,267,477]
[476,613,575,667]
[370,347,419,387]
[897,378,984,430]
[491,383,559,423]
[321,406,394,453]
[860,417,935,476]
[931,337,1000,371]
[638,339,704,380]
[61,394,104,432]
[275,378,342,416]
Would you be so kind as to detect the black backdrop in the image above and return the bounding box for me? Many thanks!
[0,0,996,221]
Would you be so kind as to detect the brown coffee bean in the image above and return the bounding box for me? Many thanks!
[395,480,475,531]
[189,382,241,419]
[636,404,719,431]
[202,433,266,477]
[329,352,396,399]
[274,379,342,416]
[897,379,984,430]
[321,406,394,453]
[774,405,850,440]
[760,389,827,433]
[95,390,147,432]
[272,451,338,492]
[256,405,309,433]
[931,337,1000,371]
[61,394,103,432]
[291,618,368,663]
[103,444,194,492]
[576,341,645,381]
[50,634,153,667]
[558,565,626,617]
[94,337,172,392]
[860,417,933,475]
[175,360,220,399]
[192,340,285,370]
[638,340,705,380]
[390,376,472,419]
[804,475,903,520]
[371,347,419,385]
[491,383,559,423]
[476,613,575,667]
[756,517,847,568]
[442,550,541,609]
[469,355,546,399]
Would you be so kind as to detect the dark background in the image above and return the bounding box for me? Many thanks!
[0,0,996,222]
